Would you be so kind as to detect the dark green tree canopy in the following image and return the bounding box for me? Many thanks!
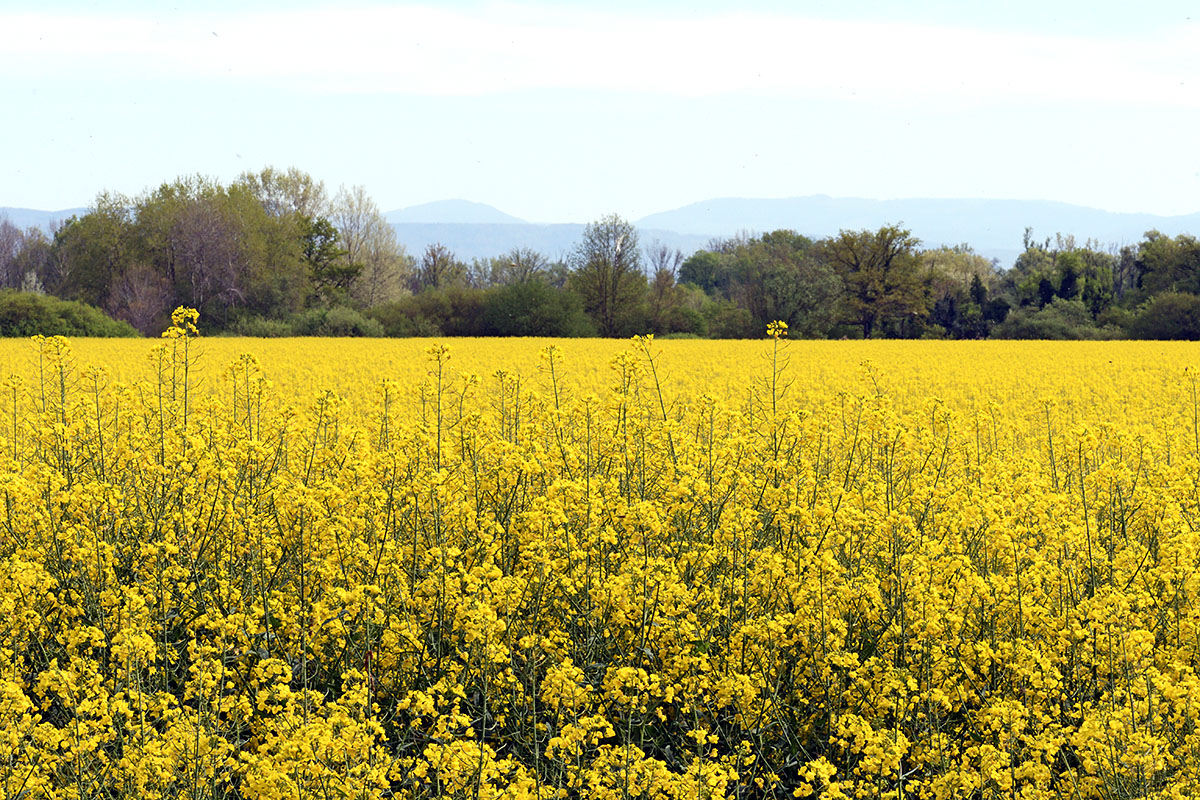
[568,214,646,337]
[817,225,925,337]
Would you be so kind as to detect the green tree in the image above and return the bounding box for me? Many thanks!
[731,230,841,336]
[302,215,355,303]
[818,225,925,337]
[678,250,732,295]
[1135,231,1200,296]
[236,166,328,219]
[52,192,134,308]
[481,280,594,336]
[1129,292,1200,339]
[568,214,646,337]
[921,245,1000,338]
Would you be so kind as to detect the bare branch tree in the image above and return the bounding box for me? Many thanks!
[333,185,412,307]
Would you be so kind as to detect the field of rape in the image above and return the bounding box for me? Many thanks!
[4,313,1200,799]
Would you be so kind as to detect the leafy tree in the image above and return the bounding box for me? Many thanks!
[678,250,731,295]
[53,192,134,308]
[290,305,384,337]
[1134,231,1200,295]
[921,246,1001,338]
[302,215,355,303]
[236,166,328,219]
[123,176,311,327]
[481,280,594,336]
[818,225,925,337]
[702,299,757,338]
[729,230,841,336]
[1129,292,1200,339]
[993,297,1120,340]
[568,214,646,337]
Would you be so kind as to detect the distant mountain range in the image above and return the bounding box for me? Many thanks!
[637,196,1200,265]
[386,199,526,225]
[385,196,1200,266]
[383,200,710,261]
[0,206,88,230]
[386,222,712,263]
[7,196,1200,267]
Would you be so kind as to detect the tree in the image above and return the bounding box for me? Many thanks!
[921,245,1000,338]
[123,176,311,326]
[1135,231,1200,295]
[569,214,646,337]
[817,225,925,337]
[1129,292,1200,339]
[0,216,24,289]
[645,240,683,278]
[678,250,731,295]
[111,261,172,334]
[237,166,328,219]
[53,192,134,308]
[170,192,250,322]
[644,240,684,333]
[331,184,411,307]
[414,243,466,292]
[488,247,549,286]
[11,226,57,293]
[729,230,840,336]
[481,280,594,336]
[301,215,354,303]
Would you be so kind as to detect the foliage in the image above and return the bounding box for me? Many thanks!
[1128,291,1200,340]
[480,279,595,337]
[992,297,1122,339]
[1134,231,1200,295]
[14,169,1200,339]
[368,287,488,337]
[225,314,296,338]
[817,225,926,337]
[290,305,385,337]
[568,214,647,337]
[0,289,139,337]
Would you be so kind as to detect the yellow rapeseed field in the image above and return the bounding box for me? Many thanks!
[3,310,1200,799]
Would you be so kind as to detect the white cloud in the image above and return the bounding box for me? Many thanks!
[2,4,1199,106]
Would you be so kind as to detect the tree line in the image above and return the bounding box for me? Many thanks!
[2,167,1200,338]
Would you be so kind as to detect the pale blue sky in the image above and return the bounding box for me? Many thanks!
[3,1,1198,221]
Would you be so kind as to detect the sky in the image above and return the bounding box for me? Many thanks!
[2,1,1199,222]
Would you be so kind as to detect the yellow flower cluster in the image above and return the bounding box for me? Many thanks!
[2,318,1200,798]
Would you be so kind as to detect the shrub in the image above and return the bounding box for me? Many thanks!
[480,281,595,337]
[702,300,758,339]
[0,290,140,337]
[1128,292,1200,340]
[992,298,1122,340]
[366,301,442,337]
[291,306,384,337]
[226,315,296,338]
[368,288,489,337]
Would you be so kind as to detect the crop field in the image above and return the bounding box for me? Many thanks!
[3,315,1200,799]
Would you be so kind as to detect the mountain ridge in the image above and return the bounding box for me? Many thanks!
[0,207,89,230]
[10,196,1200,268]
[385,199,526,225]
[636,196,1200,256]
